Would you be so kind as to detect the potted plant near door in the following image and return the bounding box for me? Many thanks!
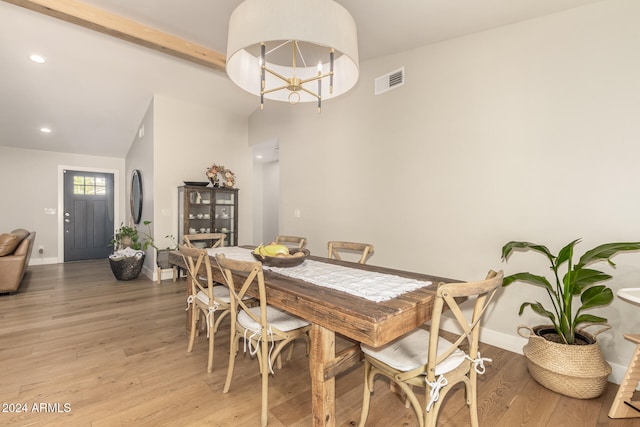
[109,221,154,281]
[501,239,640,398]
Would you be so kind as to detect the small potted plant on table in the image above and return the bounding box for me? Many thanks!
[501,239,640,398]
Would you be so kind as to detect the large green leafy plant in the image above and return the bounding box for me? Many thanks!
[110,221,155,251]
[501,239,640,344]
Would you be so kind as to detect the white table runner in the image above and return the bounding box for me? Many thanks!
[207,247,432,302]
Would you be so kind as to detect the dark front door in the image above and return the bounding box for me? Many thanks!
[63,170,114,261]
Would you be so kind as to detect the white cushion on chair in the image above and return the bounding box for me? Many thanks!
[361,328,466,375]
[238,306,310,333]
[195,286,231,304]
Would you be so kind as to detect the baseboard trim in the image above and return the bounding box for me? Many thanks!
[29,257,58,265]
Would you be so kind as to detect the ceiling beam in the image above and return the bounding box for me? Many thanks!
[3,0,226,72]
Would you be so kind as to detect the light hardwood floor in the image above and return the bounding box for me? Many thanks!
[0,260,638,426]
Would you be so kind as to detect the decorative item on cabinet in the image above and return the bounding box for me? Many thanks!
[205,164,220,187]
[222,169,236,188]
[205,163,236,188]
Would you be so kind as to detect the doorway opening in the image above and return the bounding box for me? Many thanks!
[252,139,279,244]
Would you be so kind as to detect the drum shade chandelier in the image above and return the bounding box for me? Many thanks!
[226,0,359,111]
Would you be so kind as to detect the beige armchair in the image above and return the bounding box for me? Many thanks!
[0,229,36,293]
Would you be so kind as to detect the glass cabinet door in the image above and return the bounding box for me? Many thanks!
[178,186,213,245]
[213,189,238,246]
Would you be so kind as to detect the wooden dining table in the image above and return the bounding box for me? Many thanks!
[169,248,457,427]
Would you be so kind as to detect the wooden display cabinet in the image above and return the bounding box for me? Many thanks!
[178,185,238,247]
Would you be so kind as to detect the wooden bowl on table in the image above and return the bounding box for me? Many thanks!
[252,248,310,268]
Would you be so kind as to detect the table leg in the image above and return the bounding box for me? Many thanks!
[609,334,640,418]
[310,323,336,427]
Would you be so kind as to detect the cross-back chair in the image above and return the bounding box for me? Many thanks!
[359,270,504,427]
[327,241,374,264]
[179,244,232,373]
[215,254,311,427]
[275,235,307,249]
[183,232,226,249]
[184,233,226,283]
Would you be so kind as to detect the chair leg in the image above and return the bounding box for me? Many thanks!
[398,382,422,427]
[286,341,296,361]
[223,330,239,393]
[359,361,373,427]
[187,309,198,353]
[172,266,177,282]
[207,314,215,373]
[467,373,479,427]
[424,404,438,427]
[260,339,270,427]
[213,310,229,334]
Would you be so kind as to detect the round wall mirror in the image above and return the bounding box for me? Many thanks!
[130,169,143,224]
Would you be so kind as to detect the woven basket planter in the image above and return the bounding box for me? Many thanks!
[109,254,145,281]
[519,325,611,399]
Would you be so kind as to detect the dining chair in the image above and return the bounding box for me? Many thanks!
[179,244,232,373]
[275,235,307,249]
[184,233,226,284]
[215,254,311,427]
[327,241,374,264]
[183,232,226,249]
[359,270,504,427]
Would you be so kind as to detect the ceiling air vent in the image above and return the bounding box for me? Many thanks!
[374,67,405,95]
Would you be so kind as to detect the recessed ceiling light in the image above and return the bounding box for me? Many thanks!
[29,54,46,64]
[40,127,52,133]
[256,155,263,159]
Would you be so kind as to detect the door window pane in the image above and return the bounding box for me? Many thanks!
[73,175,107,195]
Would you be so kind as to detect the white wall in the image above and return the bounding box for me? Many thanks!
[248,0,640,382]
[0,145,125,264]
[120,94,254,281]
[152,95,253,272]
[125,98,155,275]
